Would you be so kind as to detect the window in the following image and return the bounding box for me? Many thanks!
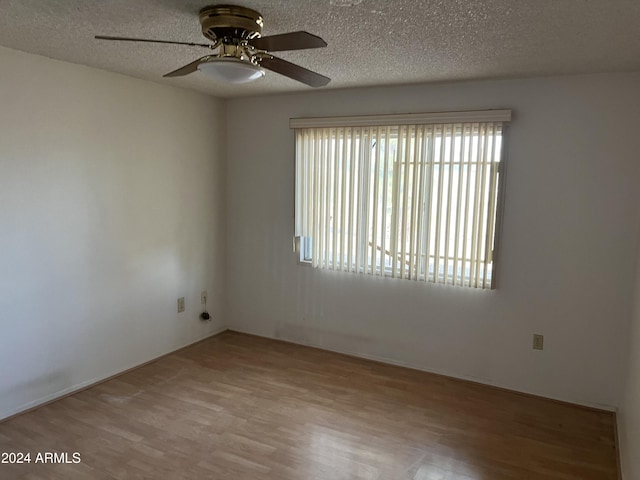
[292,110,510,289]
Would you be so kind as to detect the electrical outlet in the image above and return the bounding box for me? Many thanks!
[201,291,207,304]
[533,334,544,350]
[177,297,185,313]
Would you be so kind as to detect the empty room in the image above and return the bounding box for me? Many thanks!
[1,0,639,479]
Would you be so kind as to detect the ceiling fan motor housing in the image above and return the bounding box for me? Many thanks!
[199,5,263,43]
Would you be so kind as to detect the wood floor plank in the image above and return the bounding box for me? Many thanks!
[0,331,618,479]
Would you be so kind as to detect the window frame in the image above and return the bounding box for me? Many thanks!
[291,110,511,290]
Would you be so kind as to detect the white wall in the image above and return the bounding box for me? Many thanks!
[226,73,640,409]
[0,46,227,419]
[620,232,640,479]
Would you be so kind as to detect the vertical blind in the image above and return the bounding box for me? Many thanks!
[293,112,509,289]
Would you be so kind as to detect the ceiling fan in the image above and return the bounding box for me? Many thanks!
[95,4,330,87]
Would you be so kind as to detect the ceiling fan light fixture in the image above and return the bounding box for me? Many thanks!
[197,58,265,84]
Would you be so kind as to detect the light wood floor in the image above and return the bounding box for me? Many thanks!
[0,331,618,479]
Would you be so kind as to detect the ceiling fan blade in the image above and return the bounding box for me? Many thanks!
[95,35,213,49]
[163,56,211,78]
[259,56,330,87]
[249,31,327,52]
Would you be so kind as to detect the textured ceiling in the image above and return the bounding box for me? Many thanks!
[1,0,639,98]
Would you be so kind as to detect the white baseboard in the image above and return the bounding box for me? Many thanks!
[0,326,228,422]
[3,324,616,422]
[228,326,617,413]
